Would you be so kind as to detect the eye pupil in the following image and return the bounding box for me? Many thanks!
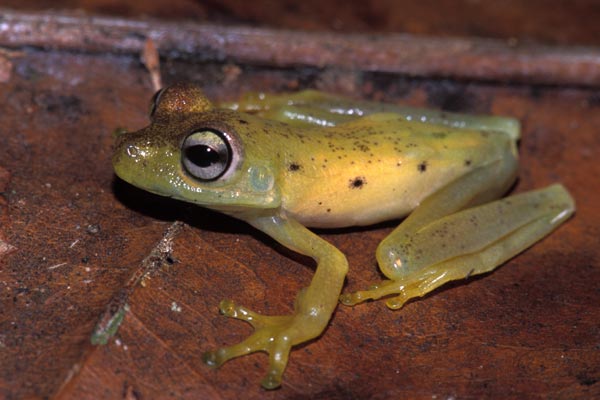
[185,145,221,168]
[182,129,232,181]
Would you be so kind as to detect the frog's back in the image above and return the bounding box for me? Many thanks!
[278,113,518,228]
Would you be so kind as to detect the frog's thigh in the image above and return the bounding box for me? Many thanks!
[341,182,574,309]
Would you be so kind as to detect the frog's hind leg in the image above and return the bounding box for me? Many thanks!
[340,179,575,310]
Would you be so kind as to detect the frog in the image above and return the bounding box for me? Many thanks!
[112,82,575,389]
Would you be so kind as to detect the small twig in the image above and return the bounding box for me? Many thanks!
[90,221,184,345]
[141,37,162,91]
[0,10,600,86]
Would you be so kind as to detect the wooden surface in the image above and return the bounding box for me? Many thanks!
[0,3,599,400]
[2,11,600,86]
[3,0,600,45]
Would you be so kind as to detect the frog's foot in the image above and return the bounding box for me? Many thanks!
[202,299,303,389]
[340,277,433,310]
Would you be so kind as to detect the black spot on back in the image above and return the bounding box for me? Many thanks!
[349,176,367,189]
[288,163,302,172]
[418,161,428,173]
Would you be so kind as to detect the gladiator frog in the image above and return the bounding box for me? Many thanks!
[112,83,575,389]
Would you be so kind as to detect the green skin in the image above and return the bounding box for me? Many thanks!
[113,83,575,389]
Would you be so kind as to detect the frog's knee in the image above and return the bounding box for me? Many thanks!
[376,239,409,280]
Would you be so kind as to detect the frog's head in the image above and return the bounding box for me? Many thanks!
[113,83,281,213]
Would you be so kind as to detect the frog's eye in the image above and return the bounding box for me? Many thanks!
[149,88,165,118]
[182,129,232,181]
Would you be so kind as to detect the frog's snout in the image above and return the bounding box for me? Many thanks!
[112,126,131,153]
[112,130,143,181]
[112,138,129,180]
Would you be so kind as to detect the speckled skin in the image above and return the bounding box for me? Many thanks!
[277,114,517,228]
[112,83,575,389]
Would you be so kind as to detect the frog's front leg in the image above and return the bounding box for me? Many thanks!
[203,214,347,389]
[340,166,575,310]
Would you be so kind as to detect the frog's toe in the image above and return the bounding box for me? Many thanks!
[339,280,388,305]
[202,347,228,368]
[261,372,283,390]
[260,339,291,389]
[339,291,366,306]
[340,280,409,307]
[218,299,258,324]
[384,294,409,310]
